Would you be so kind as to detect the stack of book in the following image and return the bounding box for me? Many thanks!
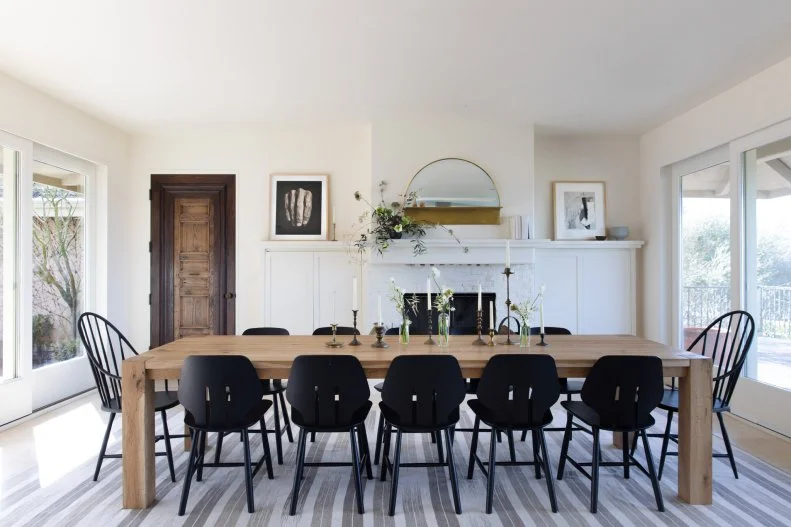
[508,215,531,239]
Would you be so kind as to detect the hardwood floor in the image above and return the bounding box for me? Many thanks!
[1,390,790,506]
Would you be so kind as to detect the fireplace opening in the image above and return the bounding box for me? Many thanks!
[402,292,497,335]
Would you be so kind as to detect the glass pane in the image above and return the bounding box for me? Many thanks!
[0,146,18,381]
[31,161,85,369]
[745,141,791,391]
[681,162,732,349]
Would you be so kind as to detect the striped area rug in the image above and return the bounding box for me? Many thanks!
[1,400,790,527]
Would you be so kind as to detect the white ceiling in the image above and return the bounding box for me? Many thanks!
[1,0,791,134]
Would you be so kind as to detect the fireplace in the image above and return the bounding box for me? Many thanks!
[403,292,497,335]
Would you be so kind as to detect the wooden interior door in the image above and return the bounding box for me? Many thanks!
[150,175,235,347]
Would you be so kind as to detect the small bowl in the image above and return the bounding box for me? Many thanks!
[595,235,607,241]
[608,226,629,240]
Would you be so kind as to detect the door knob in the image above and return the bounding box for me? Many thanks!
[224,292,235,299]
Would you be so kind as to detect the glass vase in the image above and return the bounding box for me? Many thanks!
[438,312,450,347]
[519,323,531,348]
[399,319,409,344]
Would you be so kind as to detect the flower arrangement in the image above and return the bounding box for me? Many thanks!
[388,278,419,322]
[510,285,545,326]
[431,266,455,314]
[352,181,466,257]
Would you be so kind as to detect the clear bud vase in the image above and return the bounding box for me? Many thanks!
[438,312,450,347]
[519,322,531,347]
[399,317,410,344]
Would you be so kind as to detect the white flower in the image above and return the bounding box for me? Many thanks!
[389,277,395,283]
[540,284,546,295]
[431,266,440,278]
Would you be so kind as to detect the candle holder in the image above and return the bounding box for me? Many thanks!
[325,324,345,348]
[502,267,515,345]
[372,323,389,348]
[536,333,549,347]
[424,312,436,345]
[472,310,486,345]
[487,328,497,347]
[331,222,337,241]
[349,310,361,346]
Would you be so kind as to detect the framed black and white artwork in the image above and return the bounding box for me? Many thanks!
[270,174,329,240]
[552,181,606,240]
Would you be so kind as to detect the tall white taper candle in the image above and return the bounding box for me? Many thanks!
[489,301,494,329]
[378,295,382,325]
[477,284,482,311]
[352,277,358,311]
[426,278,432,310]
[506,240,511,268]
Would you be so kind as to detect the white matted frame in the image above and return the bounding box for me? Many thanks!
[270,174,329,241]
[552,181,606,240]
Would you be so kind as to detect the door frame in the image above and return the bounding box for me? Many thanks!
[150,174,236,348]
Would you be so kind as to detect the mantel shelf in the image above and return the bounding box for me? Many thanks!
[261,238,645,252]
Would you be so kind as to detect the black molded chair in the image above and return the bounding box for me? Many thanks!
[178,355,274,515]
[379,355,466,516]
[218,327,293,466]
[557,355,664,513]
[77,312,178,482]
[467,354,561,513]
[286,355,373,515]
[312,326,360,336]
[384,326,400,335]
[639,310,755,480]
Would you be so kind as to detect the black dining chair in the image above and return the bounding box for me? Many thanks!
[312,326,360,336]
[557,355,665,513]
[637,310,755,480]
[467,354,561,514]
[178,355,274,515]
[77,312,178,482]
[384,326,400,335]
[286,355,373,515]
[379,355,466,516]
[520,327,586,439]
[216,327,294,466]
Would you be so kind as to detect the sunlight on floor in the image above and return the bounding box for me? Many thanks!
[33,403,109,487]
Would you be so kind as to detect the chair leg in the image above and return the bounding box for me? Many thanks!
[160,410,177,483]
[590,427,600,514]
[445,427,462,514]
[630,428,639,456]
[93,413,115,481]
[718,412,739,479]
[289,429,307,516]
[467,416,480,479]
[196,429,207,481]
[539,429,558,513]
[178,428,201,516]
[520,429,527,442]
[278,391,294,442]
[436,430,445,464]
[242,429,255,513]
[373,412,384,465]
[641,430,665,512]
[214,432,224,464]
[379,423,392,482]
[658,410,674,481]
[272,393,284,465]
[431,430,436,443]
[622,432,630,480]
[387,430,403,516]
[532,430,542,479]
[349,428,365,514]
[358,423,374,480]
[260,419,274,480]
[556,413,573,480]
[507,430,516,463]
[486,427,497,514]
[311,431,316,442]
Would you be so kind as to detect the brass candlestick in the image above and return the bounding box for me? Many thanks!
[487,328,497,346]
[349,310,361,346]
[325,324,345,348]
[536,333,549,347]
[502,267,515,345]
[372,323,389,348]
[472,310,486,345]
[424,311,436,345]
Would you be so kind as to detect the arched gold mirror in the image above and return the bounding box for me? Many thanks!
[404,158,501,224]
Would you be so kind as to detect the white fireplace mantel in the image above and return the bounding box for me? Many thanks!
[262,238,644,336]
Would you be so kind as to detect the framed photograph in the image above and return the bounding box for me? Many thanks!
[270,174,329,240]
[552,181,606,240]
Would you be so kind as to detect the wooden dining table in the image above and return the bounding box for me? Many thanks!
[121,334,713,509]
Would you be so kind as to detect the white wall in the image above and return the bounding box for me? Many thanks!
[370,116,534,239]
[127,124,372,348]
[640,55,791,343]
[534,135,641,240]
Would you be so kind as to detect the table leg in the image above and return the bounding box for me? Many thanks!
[677,358,712,504]
[612,432,633,449]
[122,359,155,508]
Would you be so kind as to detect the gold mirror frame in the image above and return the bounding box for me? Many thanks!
[403,158,502,225]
